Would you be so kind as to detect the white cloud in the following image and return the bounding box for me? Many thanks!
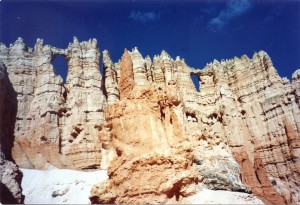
[129,11,160,23]
[209,0,252,30]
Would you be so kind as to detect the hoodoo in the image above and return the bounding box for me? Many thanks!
[0,38,299,204]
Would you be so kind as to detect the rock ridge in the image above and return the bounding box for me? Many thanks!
[0,37,299,204]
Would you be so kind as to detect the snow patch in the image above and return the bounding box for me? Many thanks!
[21,168,108,204]
[187,188,264,204]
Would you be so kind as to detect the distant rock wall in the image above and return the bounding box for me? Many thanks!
[0,38,299,204]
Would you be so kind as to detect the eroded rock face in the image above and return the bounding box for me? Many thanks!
[0,152,24,204]
[90,50,198,204]
[194,52,300,204]
[0,37,299,204]
[90,85,199,204]
[0,62,24,204]
[118,49,135,100]
[0,37,105,170]
[60,37,106,169]
[93,49,300,204]
[103,50,119,105]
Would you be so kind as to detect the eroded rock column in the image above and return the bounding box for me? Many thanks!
[119,49,135,100]
[90,49,198,204]
[61,37,106,169]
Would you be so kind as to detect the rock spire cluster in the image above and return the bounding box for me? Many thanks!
[0,37,299,204]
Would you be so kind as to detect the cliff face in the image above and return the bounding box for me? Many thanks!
[90,50,198,204]
[0,37,299,204]
[0,37,105,170]
[0,62,24,203]
[196,54,300,204]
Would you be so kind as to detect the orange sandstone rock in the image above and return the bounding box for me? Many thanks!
[1,38,299,204]
[119,49,135,100]
[90,86,199,204]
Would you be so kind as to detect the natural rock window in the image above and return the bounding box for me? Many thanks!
[51,54,68,83]
[190,74,200,92]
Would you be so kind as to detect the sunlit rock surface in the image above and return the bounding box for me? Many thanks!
[0,37,299,204]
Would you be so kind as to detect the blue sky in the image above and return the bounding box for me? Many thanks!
[0,0,299,81]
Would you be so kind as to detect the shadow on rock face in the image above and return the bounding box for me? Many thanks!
[0,62,18,161]
[0,62,23,204]
[0,182,24,204]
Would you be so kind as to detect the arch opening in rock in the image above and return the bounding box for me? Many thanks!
[190,73,200,92]
[51,54,68,83]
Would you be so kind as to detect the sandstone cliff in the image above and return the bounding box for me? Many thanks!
[0,37,105,170]
[0,38,299,204]
[195,54,300,204]
[90,51,198,203]
[96,48,300,204]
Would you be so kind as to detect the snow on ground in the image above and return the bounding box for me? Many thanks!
[21,168,264,204]
[20,168,108,204]
[187,188,264,204]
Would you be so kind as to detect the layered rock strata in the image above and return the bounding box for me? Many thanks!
[98,48,300,204]
[193,53,300,204]
[0,38,299,204]
[0,37,105,170]
[61,37,105,169]
[90,51,198,203]
[103,50,119,105]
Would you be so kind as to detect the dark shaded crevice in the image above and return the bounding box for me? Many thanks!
[62,87,68,102]
[82,165,99,170]
[0,62,24,204]
[255,170,261,184]
[164,181,184,201]
[102,64,108,100]
[0,63,18,161]
[186,112,198,122]
[116,147,122,157]
[241,110,246,115]
[0,182,24,204]
[58,133,62,154]
[160,107,165,120]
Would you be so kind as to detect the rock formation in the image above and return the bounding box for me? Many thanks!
[90,50,198,203]
[0,37,299,204]
[103,50,119,105]
[0,62,24,203]
[118,49,135,99]
[194,53,300,204]
[0,152,24,204]
[0,37,105,170]
[61,37,106,169]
